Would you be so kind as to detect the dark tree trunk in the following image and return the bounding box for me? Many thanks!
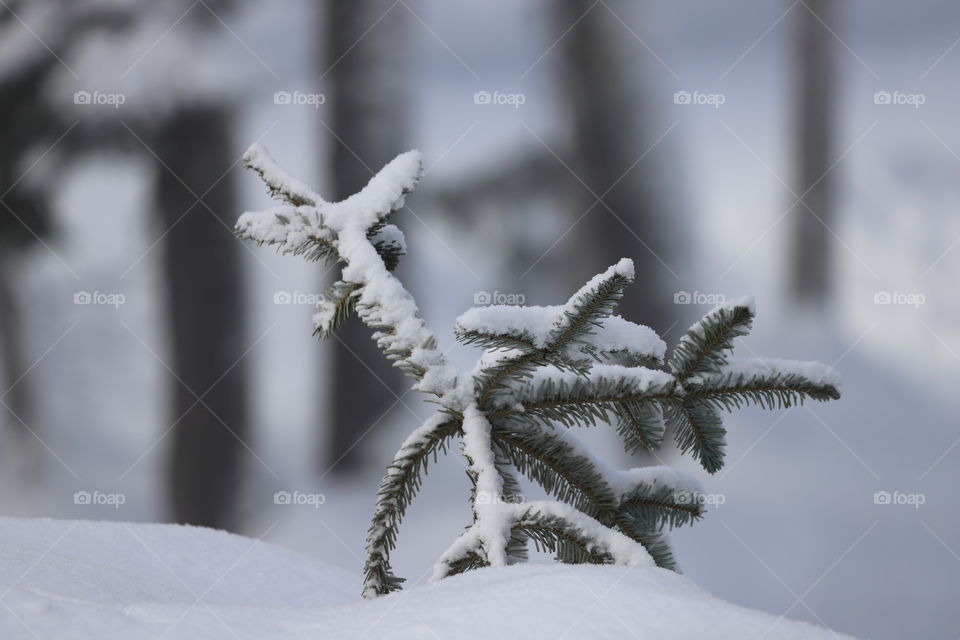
[0,266,30,437]
[155,106,248,529]
[321,0,408,474]
[790,0,836,305]
[555,0,674,333]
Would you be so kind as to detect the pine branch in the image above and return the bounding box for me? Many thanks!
[362,414,461,598]
[456,329,540,354]
[242,143,320,207]
[665,400,727,474]
[237,145,460,397]
[668,298,755,381]
[494,365,674,436]
[236,207,341,264]
[472,260,634,407]
[493,448,529,564]
[368,223,406,272]
[455,308,664,366]
[616,400,666,454]
[459,405,513,567]
[616,525,677,570]
[473,350,584,408]
[520,519,612,564]
[548,260,635,353]
[239,144,845,597]
[491,421,617,518]
[431,527,488,581]
[442,549,488,577]
[509,501,653,567]
[617,482,704,531]
[492,423,701,563]
[314,281,362,339]
[685,364,840,411]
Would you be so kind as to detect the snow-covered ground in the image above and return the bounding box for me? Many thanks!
[0,518,853,639]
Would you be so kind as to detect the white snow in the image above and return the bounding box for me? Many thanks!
[513,499,655,566]
[237,146,463,401]
[0,517,855,639]
[456,306,666,362]
[444,404,510,569]
[456,304,559,348]
[607,465,705,500]
[587,315,668,362]
[455,256,666,363]
[243,144,322,206]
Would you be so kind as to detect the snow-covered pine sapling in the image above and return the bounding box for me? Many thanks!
[235,145,842,599]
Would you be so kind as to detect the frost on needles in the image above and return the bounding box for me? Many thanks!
[235,144,842,599]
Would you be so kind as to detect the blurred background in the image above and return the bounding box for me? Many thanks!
[0,0,957,637]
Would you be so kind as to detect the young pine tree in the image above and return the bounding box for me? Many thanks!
[235,145,841,598]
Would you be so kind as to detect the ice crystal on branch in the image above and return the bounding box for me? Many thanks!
[236,145,842,599]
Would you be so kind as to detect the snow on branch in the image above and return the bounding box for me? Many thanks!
[456,307,666,364]
[237,144,843,599]
[236,145,460,397]
[242,144,321,207]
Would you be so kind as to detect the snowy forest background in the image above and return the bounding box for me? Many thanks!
[0,1,957,638]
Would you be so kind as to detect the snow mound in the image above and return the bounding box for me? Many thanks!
[0,518,855,639]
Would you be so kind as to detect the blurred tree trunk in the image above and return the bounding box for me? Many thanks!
[320,0,409,474]
[790,0,836,305]
[0,29,58,444]
[155,106,248,529]
[0,267,30,436]
[555,0,674,333]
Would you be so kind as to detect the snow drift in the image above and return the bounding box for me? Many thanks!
[0,517,854,639]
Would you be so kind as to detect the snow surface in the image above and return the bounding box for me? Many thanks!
[0,517,854,639]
